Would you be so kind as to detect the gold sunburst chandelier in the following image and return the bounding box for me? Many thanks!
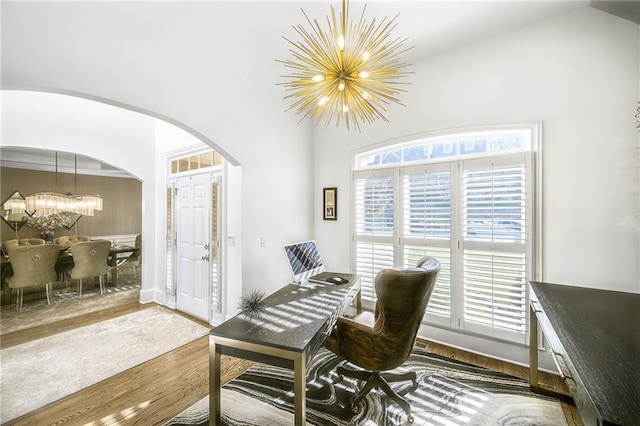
[278,0,412,132]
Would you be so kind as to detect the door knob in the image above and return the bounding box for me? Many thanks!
[203,243,209,250]
[201,254,210,262]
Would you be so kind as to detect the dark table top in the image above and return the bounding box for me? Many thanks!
[211,280,356,354]
[530,281,640,425]
[1,245,138,272]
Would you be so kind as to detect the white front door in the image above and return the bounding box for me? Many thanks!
[176,173,210,320]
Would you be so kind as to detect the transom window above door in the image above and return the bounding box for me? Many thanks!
[170,150,222,174]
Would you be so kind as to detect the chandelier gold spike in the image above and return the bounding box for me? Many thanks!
[277,0,413,132]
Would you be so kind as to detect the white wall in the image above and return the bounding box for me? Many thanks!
[1,2,316,304]
[314,7,640,294]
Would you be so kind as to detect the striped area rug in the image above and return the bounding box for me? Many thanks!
[167,347,567,426]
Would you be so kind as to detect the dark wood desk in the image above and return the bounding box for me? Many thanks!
[529,281,640,426]
[209,276,361,426]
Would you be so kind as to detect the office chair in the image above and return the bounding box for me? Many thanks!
[325,256,440,423]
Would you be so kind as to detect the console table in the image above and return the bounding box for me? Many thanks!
[529,281,640,425]
[209,276,361,425]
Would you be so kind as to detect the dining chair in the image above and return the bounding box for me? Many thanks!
[67,240,111,298]
[125,234,141,278]
[54,235,91,249]
[2,238,46,257]
[6,244,60,310]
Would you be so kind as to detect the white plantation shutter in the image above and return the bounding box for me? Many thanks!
[354,170,395,302]
[402,164,453,320]
[463,250,526,332]
[356,241,394,301]
[403,168,452,240]
[166,184,175,300]
[403,245,452,318]
[210,178,220,313]
[461,153,532,341]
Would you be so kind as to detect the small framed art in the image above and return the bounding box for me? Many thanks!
[322,188,338,220]
[323,187,337,220]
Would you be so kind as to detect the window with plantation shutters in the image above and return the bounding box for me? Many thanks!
[352,126,537,344]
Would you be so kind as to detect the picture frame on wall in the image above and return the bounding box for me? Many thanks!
[323,187,337,220]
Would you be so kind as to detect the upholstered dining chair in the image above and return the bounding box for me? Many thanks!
[2,238,46,257]
[6,244,59,310]
[54,235,91,249]
[324,256,440,423]
[67,240,111,298]
[125,233,142,278]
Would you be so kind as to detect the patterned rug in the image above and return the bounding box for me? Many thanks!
[166,347,567,426]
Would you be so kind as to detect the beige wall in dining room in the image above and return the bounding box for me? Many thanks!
[0,167,142,241]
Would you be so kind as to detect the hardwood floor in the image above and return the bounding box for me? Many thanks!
[2,302,583,426]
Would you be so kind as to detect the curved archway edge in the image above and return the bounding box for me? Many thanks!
[1,86,240,166]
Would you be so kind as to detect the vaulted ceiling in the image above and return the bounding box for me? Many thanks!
[4,0,637,175]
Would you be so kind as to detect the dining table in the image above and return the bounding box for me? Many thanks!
[0,243,140,305]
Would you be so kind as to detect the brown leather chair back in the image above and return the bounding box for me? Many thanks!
[329,256,440,372]
[6,244,59,290]
[69,240,111,280]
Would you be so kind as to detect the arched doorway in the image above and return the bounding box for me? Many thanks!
[1,89,242,324]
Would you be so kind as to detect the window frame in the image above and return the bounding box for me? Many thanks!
[351,123,542,344]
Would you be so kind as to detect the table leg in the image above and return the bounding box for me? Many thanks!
[209,338,221,425]
[529,302,574,403]
[108,257,118,287]
[529,303,539,389]
[293,352,307,426]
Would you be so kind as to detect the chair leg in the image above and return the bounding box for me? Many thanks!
[336,365,374,382]
[99,275,105,294]
[376,375,413,420]
[383,371,418,388]
[46,283,51,305]
[351,374,380,408]
[16,288,23,311]
[78,278,83,298]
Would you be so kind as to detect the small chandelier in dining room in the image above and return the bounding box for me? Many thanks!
[25,152,103,217]
[277,0,413,131]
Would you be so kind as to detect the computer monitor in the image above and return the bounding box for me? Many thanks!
[283,240,326,283]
